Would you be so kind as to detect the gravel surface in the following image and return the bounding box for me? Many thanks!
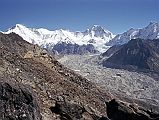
[58,54,159,106]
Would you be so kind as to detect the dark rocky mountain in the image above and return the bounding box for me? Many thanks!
[101,45,123,58]
[52,42,99,55]
[98,45,123,64]
[102,38,159,73]
[0,33,159,120]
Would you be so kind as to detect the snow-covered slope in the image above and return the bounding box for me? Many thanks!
[5,24,114,52]
[4,22,159,52]
[107,22,159,46]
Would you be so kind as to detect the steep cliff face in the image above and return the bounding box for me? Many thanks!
[0,33,159,120]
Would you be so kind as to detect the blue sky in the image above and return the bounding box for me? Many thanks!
[0,0,159,34]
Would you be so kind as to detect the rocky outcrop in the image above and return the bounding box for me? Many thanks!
[106,99,159,120]
[50,101,86,120]
[0,78,41,120]
[0,33,159,120]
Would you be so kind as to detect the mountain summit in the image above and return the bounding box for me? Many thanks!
[83,25,114,39]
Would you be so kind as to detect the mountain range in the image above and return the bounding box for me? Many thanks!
[3,22,159,54]
[5,24,114,54]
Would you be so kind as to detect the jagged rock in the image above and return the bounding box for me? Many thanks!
[50,101,110,120]
[50,101,86,120]
[106,99,159,120]
[0,78,41,120]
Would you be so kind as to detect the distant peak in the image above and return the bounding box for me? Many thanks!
[91,25,103,29]
[59,29,66,31]
[15,24,26,28]
[127,28,138,32]
[148,21,159,26]
[93,25,102,27]
[149,21,157,24]
[86,25,107,33]
[129,28,135,30]
[9,24,26,30]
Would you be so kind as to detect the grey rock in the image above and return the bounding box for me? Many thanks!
[52,42,99,55]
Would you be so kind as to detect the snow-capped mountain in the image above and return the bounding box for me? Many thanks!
[4,22,159,54]
[107,22,159,46]
[5,24,114,53]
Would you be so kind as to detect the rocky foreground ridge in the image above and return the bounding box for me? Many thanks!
[0,33,159,120]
